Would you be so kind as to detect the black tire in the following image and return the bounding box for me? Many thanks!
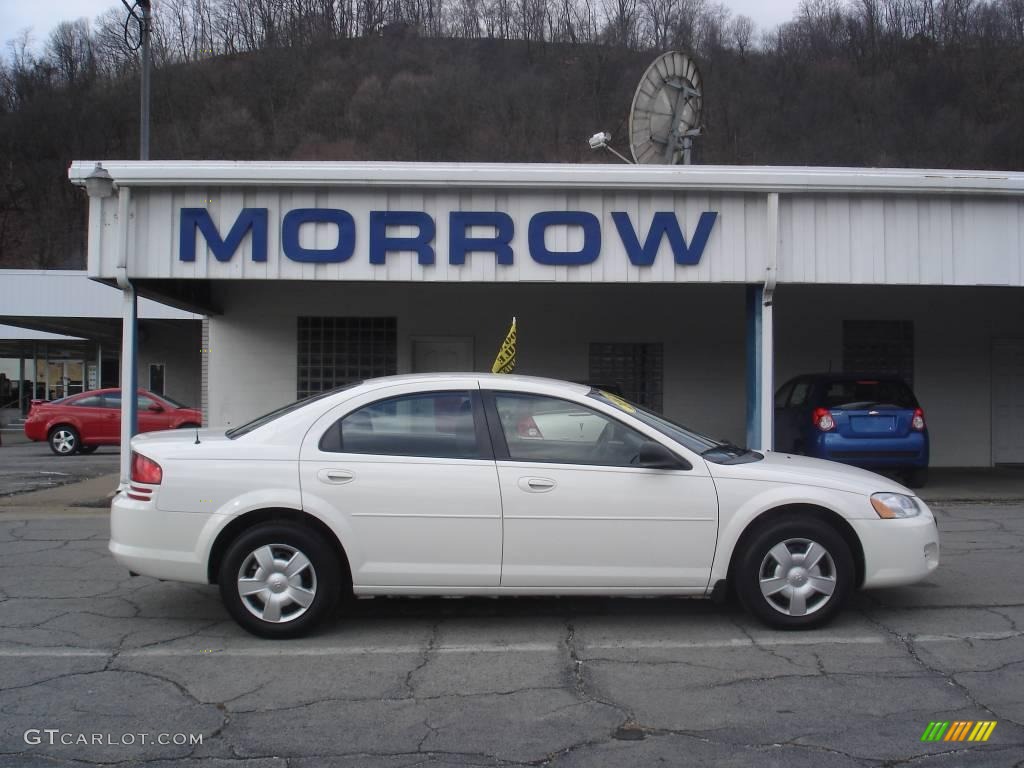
[177,423,201,429]
[48,425,80,456]
[78,445,98,454]
[218,522,341,639]
[734,515,854,630]
[904,468,928,489]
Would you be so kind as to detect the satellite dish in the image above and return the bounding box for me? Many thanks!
[628,51,703,165]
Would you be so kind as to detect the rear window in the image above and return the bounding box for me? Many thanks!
[819,379,918,410]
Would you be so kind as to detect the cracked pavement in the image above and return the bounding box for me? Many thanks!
[0,502,1022,767]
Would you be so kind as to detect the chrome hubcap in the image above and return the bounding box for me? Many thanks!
[52,430,75,453]
[758,538,837,617]
[237,544,317,624]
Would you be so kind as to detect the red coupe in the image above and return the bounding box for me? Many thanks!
[24,389,202,455]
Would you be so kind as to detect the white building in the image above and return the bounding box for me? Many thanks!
[0,270,202,415]
[68,161,1024,473]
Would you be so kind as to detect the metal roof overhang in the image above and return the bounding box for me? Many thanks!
[68,161,1024,197]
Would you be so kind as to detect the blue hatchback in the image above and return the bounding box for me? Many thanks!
[774,374,929,487]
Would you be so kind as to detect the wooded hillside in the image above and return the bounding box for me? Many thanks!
[2,0,1022,268]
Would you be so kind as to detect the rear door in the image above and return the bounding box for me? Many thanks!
[299,384,502,587]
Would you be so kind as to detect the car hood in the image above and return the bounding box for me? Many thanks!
[708,451,914,496]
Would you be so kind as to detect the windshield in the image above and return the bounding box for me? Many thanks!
[587,389,728,455]
[820,379,918,410]
[226,383,361,439]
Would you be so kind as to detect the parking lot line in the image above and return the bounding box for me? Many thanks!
[0,630,1018,658]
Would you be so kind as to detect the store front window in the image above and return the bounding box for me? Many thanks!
[297,317,397,399]
[588,342,664,411]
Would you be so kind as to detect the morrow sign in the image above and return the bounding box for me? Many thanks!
[179,208,719,267]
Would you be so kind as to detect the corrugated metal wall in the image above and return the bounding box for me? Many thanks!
[90,186,1024,287]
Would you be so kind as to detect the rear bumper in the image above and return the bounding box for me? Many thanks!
[809,432,928,468]
[23,421,45,441]
[850,505,940,588]
[109,492,211,583]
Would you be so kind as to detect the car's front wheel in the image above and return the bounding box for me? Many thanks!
[218,523,340,639]
[48,426,80,456]
[735,516,854,630]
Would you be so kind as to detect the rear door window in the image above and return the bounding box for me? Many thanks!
[821,380,918,409]
[789,380,811,407]
[320,391,481,459]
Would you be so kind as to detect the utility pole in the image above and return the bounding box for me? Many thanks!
[138,0,152,160]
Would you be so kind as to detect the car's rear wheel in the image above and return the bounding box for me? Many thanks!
[218,523,340,639]
[48,426,80,456]
[735,516,853,630]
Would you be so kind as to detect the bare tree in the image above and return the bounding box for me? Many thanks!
[46,20,96,85]
[729,13,755,56]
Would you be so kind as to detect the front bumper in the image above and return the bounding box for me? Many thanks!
[109,491,211,583]
[850,503,940,588]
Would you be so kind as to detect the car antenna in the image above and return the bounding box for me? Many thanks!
[194,425,201,445]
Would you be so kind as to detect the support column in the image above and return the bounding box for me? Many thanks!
[745,285,764,449]
[18,355,25,414]
[746,192,779,452]
[117,186,138,488]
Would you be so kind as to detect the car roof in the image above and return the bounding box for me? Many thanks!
[361,372,592,394]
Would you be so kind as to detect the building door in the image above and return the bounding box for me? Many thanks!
[412,337,474,373]
[992,339,1024,464]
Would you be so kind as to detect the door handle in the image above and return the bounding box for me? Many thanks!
[318,469,354,485]
[519,477,556,492]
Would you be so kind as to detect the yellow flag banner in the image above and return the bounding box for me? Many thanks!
[491,318,517,374]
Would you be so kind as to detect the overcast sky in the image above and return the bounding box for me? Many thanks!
[1,0,803,53]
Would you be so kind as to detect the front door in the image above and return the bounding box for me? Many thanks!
[488,391,719,589]
[299,387,502,587]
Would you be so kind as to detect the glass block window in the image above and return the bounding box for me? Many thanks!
[588,342,664,411]
[842,320,914,386]
[297,317,397,399]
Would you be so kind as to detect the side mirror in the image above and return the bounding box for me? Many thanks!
[148,403,164,412]
[636,441,683,469]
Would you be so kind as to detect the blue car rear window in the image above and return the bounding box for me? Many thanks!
[819,380,918,410]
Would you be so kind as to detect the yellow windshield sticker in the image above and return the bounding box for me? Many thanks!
[599,391,636,414]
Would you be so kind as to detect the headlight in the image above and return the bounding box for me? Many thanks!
[870,492,921,519]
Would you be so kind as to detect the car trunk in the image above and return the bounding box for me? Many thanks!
[832,407,916,439]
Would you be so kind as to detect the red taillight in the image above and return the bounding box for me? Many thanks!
[131,452,162,485]
[813,407,835,432]
[912,407,926,431]
[517,415,543,438]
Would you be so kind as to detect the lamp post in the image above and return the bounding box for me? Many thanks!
[121,0,152,159]
[139,0,151,160]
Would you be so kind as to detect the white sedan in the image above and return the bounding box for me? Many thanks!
[111,374,940,638]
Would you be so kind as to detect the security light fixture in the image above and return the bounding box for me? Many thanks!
[586,132,634,164]
[84,163,114,198]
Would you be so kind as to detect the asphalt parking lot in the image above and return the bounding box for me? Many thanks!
[0,442,119,497]
[0,497,1022,767]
